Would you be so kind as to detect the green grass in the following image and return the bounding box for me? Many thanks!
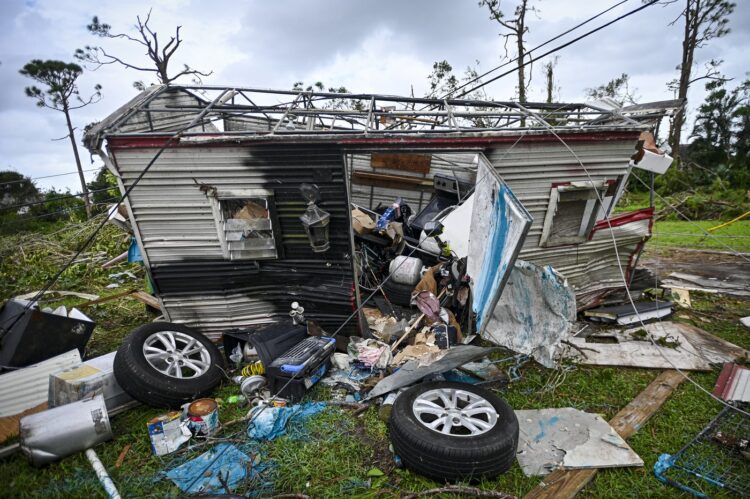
[2,220,750,498]
[650,219,750,253]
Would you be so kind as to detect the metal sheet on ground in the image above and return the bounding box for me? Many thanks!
[516,408,643,476]
[565,322,712,371]
[364,346,496,400]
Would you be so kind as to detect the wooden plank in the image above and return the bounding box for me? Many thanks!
[523,370,685,499]
[371,153,431,174]
[76,289,136,308]
[131,291,161,310]
[352,171,432,191]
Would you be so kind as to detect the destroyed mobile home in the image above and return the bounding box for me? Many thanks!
[2,85,748,496]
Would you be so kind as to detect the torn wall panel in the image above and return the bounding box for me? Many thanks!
[482,260,576,368]
[516,408,643,476]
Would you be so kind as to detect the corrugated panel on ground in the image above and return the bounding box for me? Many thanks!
[348,153,476,212]
[112,144,355,339]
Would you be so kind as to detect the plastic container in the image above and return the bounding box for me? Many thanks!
[389,256,424,286]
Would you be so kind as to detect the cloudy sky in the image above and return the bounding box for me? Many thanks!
[1,0,748,192]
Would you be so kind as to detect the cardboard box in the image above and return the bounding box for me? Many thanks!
[352,208,375,235]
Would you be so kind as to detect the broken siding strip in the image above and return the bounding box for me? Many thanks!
[523,370,685,499]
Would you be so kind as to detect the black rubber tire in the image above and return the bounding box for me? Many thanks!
[113,322,224,409]
[382,279,414,307]
[389,381,518,482]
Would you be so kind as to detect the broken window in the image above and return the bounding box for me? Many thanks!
[209,190,279,260]
[539,181,608,247]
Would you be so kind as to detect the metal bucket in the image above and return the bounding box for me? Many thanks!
[19,395,112,466]
[187,398,219,436]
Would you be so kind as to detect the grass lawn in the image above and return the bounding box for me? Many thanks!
[1,220,749,498]
[651,219,750,253]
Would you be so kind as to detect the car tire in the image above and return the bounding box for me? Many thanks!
[113,322,224,409]
[382,279,414,307]
[389,381,518,482]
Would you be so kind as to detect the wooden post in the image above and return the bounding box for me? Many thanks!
[523,370,685,499]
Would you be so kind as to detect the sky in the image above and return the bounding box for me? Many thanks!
[0,0,748,192]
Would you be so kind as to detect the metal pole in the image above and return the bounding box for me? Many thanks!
[85,449,121,499]
[650,172,655,208]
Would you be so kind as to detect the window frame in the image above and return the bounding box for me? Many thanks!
[208,188,283,261]
[539,180,608,248]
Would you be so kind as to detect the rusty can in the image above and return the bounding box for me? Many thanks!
[187,398,219,436]
[270,397,288,408]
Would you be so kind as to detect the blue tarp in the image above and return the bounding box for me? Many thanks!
[247,402,326,441]
[165,443,257,494]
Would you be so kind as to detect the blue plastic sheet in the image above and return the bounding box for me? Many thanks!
[247,402,326,441]
[165,443,256,494]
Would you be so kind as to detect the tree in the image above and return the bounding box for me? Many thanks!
[87,166,119,211]
[543,56,560,104]
[479,0,538,106]
[75,9,212,88]
[20,60,101,218]
[585,73,639,106]
[667,0,735,160]
[0,171,40,210]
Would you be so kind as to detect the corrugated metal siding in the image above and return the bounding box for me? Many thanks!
[486,139,644,301]
[348,153,477,212]
[112,144,355,339]
[116,91,218,135]
[0,349,81,417]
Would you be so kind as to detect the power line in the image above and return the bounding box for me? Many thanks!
[0,187,113,212]
[447,0,630,99]
[456,0,660,98]
[0,88,234,341]
[0,168,101,187]
[0,198,119,226]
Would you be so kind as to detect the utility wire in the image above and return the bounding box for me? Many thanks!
[0,188,113,212]
[445,0,630,99]
[455,0,660,98]
[0,168,101,187]
[516,106,750,418]
[0,88,235,340]
[0,198,119,226]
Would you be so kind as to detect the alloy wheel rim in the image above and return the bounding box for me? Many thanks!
[412,388,498,437]
[142,331,211,379]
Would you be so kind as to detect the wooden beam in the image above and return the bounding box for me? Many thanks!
[371,153,431,174]
[131,291,161,310]
[523,370,685,499]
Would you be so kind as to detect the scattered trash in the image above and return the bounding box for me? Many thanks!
[147,411,192,456]
[17,395,112,466]
[584,301,674,325]
[741,316,750,329]
[0,299,94,368]
[186,398,220,436]
[564,322,712,371]
[49,351,137,415]
[86,448,121,499]
[661,272,750,297]
[713,363,750,403]
[366,346,497,400]
[0,349,81,433]
[165,443,259,494]
[247,402,326,441]
[655,405,750,497]
[348,337,391,369]
[389,381,518,481]
[515,407,643,476]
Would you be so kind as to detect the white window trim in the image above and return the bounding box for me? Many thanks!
[207,188,279,260]
[539,180,607,248]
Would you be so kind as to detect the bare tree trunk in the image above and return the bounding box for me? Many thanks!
[517,0,528,105]
[671,0,698,163]
[63,104,92,218]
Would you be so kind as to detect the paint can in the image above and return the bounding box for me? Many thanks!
[187,398,219,436]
